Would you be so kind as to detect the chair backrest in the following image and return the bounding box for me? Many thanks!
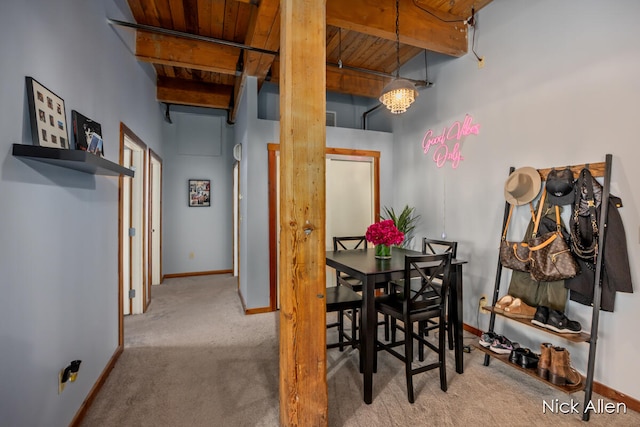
[402,253,452,314]
[422,238,457,258]
[333,236,367,251]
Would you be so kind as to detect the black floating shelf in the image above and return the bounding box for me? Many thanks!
[12,144,134,177]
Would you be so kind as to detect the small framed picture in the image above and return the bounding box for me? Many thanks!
[71,110,104,157]
[188,179,210,207]
[25,76,69,148]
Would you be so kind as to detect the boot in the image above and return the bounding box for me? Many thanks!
[549,346,582,386]
[537,342,553,380]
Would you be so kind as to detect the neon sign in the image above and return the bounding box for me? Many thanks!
[421,114,480,169]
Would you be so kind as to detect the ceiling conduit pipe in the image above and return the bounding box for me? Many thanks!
[362,104,383,130]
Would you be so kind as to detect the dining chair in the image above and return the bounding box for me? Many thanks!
[325,284,362,360]
[420,238,458,357]
[326,236,367,351]
[375,253,452,403]
[332,236,390,341]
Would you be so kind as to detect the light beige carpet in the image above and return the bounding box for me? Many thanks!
[80,275,639,426]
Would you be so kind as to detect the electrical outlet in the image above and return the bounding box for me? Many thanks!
[478,57,485,69]
[189,252,195,259]
[478,295,489,314]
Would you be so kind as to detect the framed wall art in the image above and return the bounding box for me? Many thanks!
[72,110,104,157]
[25,76,69,149]
[188,179,210,207]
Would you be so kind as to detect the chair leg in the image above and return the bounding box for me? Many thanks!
[338,309,345,351]
[439,321,448,392]
[359,312,365,374]
[447,297,454,350]
[351,309,358,349]
[418,320,425,362]
[390,318,397,343]
[384,314,390,341]
[405,323,415,403]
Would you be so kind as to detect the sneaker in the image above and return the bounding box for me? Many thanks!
[531,306,549,328]
[479,331,499,348]
[545,310,582,334]
[490,335,519,354]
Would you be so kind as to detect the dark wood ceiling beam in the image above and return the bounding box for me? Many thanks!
[326,0,468,57]
[156,76,232,109]
[136,30,241,75]
[270,59,389,99]
[325,66,388,99]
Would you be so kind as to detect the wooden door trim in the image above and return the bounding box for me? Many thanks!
[267,143,380,312]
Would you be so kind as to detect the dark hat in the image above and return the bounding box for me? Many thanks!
[504,166,542,206]
[546,168,575,206]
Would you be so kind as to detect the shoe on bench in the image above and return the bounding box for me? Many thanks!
[545,310,581,334]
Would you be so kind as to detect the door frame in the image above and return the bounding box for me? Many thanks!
[267,143,380,311]
[118,123,148,345]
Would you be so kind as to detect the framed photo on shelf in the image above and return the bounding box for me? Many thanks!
[71,110,104,157]
[25,76,69,149]
[188,179,210,207]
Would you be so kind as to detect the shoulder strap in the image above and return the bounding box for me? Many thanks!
[532,188,547,237]
[502,202,536,240]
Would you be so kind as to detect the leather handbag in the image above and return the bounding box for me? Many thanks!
[528,189,580,282]
[499,203,535,272]
[570,166,601,261]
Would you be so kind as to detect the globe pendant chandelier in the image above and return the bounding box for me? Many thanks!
[379,0,418,114]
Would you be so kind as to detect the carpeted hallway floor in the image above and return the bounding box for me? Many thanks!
[80,274,639,426]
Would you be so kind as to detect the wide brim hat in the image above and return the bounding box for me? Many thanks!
[504,166,542,206]
[545,167,576,206]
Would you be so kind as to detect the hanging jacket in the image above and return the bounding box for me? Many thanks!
[565,195,633,311]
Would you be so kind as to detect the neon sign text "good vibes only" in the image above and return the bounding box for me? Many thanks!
[421,114,480,168]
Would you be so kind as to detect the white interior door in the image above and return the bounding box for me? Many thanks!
[325,157,374,286]
[150,153,162,286]
[123,135,146,315]
[233,162,240,278]
[122,148,132,316]
[325,157,374,248]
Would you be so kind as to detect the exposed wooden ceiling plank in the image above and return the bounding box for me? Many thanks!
[193,0,210,35]
[127,0,147,22]
[326,0,468,57]
[139,0,163,26]
[180,0,198,34]
[157,76,232,109]
[168,0,187,31]
[211,0,226,38]
[135,30,241,75]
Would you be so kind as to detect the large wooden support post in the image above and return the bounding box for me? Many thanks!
[278,1,328,426]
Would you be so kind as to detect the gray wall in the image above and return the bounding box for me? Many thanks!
[0,1,163,425]
[391,0,640,401]
[162,107,235,274]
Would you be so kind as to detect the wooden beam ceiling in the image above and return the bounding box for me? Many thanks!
[125,0,492,112]
[326,0,468,57]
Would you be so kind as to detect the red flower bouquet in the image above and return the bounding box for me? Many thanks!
[365,219,405,247]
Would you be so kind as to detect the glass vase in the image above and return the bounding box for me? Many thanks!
[375,244,392,259]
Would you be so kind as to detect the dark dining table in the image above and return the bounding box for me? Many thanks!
[325,247,466,404]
